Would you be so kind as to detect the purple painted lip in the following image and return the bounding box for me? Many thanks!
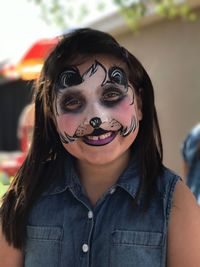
[83,132,117,146]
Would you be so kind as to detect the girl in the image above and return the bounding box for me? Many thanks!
[1,28,200,267]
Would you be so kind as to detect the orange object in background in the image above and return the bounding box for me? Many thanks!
[16,37,59,80]
[22,38,59,61]
[0,36,59,81]
[16,59,44,81]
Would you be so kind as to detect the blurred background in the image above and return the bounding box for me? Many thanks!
[0,0,200,192]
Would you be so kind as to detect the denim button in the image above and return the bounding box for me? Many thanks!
[88,210,93,219]
[82,243,89,253]
[110,187,116,194]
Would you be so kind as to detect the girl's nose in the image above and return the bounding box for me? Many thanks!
[89,117,102,129]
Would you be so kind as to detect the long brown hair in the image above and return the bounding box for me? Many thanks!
[0,28,163,248]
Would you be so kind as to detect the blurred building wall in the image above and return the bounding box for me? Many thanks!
[91,7,200,177]
[116,9,200,177]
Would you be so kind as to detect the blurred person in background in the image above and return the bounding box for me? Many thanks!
[15,103,35,166]
[0,28,200,267]
[182,123,200,204]
[0,103,35,185]
[17,103,35,154]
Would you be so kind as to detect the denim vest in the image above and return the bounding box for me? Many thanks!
[24,156,179,267]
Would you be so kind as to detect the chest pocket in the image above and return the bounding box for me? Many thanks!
[110,230,164,267]
[24,226,63,267]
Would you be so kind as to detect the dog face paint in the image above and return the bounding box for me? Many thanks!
[54,56,142,147]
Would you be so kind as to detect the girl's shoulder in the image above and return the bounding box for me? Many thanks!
[167,179,200,266]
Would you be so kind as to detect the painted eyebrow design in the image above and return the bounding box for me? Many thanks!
[56,60,129,94]
[84,61,128,88]
[57,66,82,89]
[107,66,128,87]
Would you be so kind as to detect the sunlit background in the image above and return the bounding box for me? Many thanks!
[0,0,200,195]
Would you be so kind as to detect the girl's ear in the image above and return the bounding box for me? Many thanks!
[136,88,143,121]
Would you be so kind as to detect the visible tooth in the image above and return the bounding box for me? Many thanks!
[99,134,107,140]
[99,132,112,140]
[106,132,112,137]
[87,132,112,141]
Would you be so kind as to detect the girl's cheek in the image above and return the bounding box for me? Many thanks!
[56,114,81,136]
[110,99,136,125]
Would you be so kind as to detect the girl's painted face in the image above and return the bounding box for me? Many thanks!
[53,55,142,164]
[54,57,142,144]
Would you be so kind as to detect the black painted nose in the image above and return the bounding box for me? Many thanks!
[90,117,102,128]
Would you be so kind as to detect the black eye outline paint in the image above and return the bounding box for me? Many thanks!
[58,61,133,112]
[100,86,126,108]
[59,92,86,113]
[54,66,83,115]
[104,65,134,106]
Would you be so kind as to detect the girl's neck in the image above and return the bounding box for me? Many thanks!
[76,151,131,206]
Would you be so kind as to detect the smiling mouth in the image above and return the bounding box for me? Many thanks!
[83,131,117,146]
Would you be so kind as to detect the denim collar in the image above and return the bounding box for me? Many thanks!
[43,152,140,200]
[116,158,140,200]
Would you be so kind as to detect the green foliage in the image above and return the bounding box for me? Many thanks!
[114,0,197,31]
[97,1,107,11]
[0,172,10,186]
[0,182,9,199]
[117,1,147,31]
[28,0,197,31]
[154,1,197,20]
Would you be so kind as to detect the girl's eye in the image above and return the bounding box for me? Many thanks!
[102,90,124,102]
[62,98,83,111]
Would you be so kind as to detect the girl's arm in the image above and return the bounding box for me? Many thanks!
[0,226,23,267]
[167,180,200,267]
[182,160,189,183]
